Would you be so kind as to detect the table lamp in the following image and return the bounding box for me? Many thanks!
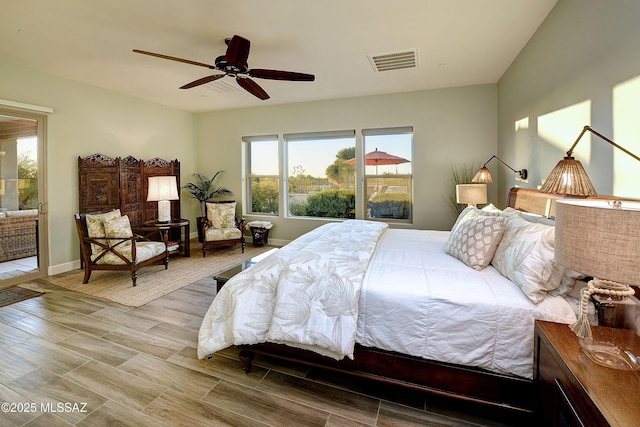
[456,184,487,207]
[147,176,179,223]
[555,198,639,368]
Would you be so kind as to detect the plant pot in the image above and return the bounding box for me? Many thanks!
[196,216,206,243]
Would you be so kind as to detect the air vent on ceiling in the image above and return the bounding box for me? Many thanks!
[368,49,418,72]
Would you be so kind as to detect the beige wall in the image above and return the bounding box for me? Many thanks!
[1,58,497,272]
[194,84,498,243]
[497,0,640,202]
[0,61,197,274]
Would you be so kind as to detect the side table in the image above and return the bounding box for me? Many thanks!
[137,218,191,257]
[534,320,640,426]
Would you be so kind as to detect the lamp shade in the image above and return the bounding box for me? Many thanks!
[456,184,487,206]
[471,155,527,184]
[555,199,640,286]
[539,157,597,196]
[540,126,640,197]
[146,176,179,202]
[471,168,493,184]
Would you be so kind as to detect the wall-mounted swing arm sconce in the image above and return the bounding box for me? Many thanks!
[540,125,640,196]
[471,155,528,184]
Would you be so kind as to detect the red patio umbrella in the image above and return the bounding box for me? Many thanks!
[343,148,410,174]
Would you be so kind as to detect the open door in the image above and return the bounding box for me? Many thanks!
[0,108,48,288]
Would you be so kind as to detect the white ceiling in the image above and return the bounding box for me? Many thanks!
[0,0,557,113]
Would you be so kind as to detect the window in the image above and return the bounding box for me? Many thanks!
[244,136,279,215]
[363,127,413,222]
[243,127,412,223]
[284,130,356,218]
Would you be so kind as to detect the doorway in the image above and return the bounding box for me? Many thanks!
[0,108,48,288]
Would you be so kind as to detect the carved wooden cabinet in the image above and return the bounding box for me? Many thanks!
[78,153,180,226]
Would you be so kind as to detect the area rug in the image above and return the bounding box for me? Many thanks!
[0,286,43,308]
[48,244,274,307]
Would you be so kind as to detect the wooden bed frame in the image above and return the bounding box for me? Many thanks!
[235,188,583,419]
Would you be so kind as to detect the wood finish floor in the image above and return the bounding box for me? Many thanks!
[0,275,524,426]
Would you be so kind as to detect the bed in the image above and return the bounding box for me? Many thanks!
[196,188,585,417]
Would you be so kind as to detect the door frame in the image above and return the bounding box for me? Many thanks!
[0,107,48,288]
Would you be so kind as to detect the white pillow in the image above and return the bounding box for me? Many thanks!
[498,208,584,298]
[446,210,508,270]
[503,207,555,226]
[491,216,563,303]
[481,203,501,213]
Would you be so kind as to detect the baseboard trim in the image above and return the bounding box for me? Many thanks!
[48,260,80,276]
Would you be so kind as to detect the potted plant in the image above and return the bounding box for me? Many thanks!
[182,172,233,242]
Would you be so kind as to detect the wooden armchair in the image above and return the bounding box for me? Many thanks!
[74,210,169,286]
[201,201,245,256]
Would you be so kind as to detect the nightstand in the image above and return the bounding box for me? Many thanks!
[534,320,640,427]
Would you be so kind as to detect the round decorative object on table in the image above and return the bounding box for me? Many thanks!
[247,221,273,246]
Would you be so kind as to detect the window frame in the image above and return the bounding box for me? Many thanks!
[362,126,414,224]
[242,126,413,224]
[243,135,280,216]
[283,130,356,219]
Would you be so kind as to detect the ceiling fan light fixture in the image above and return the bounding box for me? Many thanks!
[133,34,315,100]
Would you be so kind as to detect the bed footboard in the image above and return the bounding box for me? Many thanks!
[239,342,533,417]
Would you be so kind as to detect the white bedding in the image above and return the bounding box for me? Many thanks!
[197,220,388,360]
[197,221,577,379]
[357,228,576,379]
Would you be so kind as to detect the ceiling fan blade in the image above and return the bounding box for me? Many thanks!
[249,69,315,81]
[225,35,250,69]
[133,49,213,69]
[180,74,225,89]
[236,77,270,100]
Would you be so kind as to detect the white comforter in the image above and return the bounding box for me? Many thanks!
[197,220,388,360]
[357,228,576,379]
[198,223,577,379]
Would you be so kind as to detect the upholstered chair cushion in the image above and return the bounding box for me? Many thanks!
[103,215,133,248]
[206,202,236,229]
[93,241,166,265]
[85,209,121,254]
[205,227,242,242]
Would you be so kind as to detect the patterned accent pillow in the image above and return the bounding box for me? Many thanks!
[491,215,562,303]
[103,215,133,249]
[85,209,121,254]
[446,211,508,270]
[450,205,478,235]
[206,202,236,229]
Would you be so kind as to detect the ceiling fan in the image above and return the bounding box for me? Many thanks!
[133,35,315,100]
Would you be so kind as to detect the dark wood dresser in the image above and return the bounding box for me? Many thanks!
[534,320,640,426]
